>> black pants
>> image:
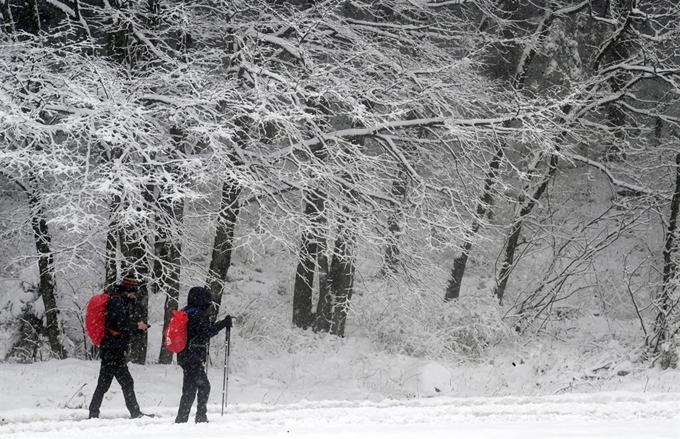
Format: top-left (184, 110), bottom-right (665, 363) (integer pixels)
top-left (175, 362), bottom-right (210, 423)
top-left (89, 349), bottom-right (141, 418)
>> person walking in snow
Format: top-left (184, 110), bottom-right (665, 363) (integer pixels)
top-left (89, 276), bottom-right (150, 419)
top-left (175, 286), bottom-right (232, 423)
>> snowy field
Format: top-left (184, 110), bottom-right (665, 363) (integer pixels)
top-left (1, 390), bottom-right (678, 439)
top-left (1, 353), bottom-right (678, 439)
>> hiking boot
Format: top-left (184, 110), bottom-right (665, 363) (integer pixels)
top-left (131, 412), bottom-right (154, 419)
top-left (195, 415), bottom-right (209, 423)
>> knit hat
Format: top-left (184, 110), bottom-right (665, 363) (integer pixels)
top-left (119, 275), bottom-right (138, 293)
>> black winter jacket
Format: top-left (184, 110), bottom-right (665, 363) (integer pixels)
top-left (177, 287), bottom-right (229, 366)
top-left (100, 291), bottom-right (139, 352)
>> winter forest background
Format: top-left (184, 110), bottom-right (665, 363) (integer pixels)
top-left (1, 0), bottom-right (680, 404)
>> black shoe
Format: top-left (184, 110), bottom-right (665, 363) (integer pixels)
top-left (195, 416), bottom-right (209, 423)
top-left (88, 413), bottom-right (99, 419)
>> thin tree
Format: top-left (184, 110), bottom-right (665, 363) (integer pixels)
top-left (653, 153), bottom-right (680, 350)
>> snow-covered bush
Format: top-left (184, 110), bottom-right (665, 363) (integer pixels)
top-left (359, 283), bottom-right (514, 360)
top-left (228, 293), bottom-right (318, 359)
top-left (659, 337), bottom-right (679, 370)
top-left (0, 278), bottom-right (48, 362)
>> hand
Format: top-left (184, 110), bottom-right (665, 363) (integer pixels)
top-left (222, 315), bottom-right (233, 329)
top-left (137, 321), bottom-right (149, 330)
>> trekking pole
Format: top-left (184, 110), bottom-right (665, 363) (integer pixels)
top-left (221, 326), bottom-right (231, 416)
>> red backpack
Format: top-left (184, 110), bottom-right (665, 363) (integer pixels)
top-left (164, 308), bottom-right (197, 353)
top-left (85, 293), bottom-right (120, 346)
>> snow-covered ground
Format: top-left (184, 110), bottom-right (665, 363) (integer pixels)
top-left (1, 388), bottom-right (678, 438)
top-left (1, 340), bottom-right (679, 439)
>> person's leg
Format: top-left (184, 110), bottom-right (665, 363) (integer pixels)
top-left (194, 365), bottom-right (211, 423)
top-left (175, 364), bottom-right (199, 423)
top-left (113, 362), bottom-right (142, 418)
top-left (89, 360), bottom-right (115, 418)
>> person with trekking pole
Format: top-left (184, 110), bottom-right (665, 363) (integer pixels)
top-left (174, 286), bottom-right (232, 424)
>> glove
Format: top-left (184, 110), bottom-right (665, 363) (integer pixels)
top-left (222, 315), bottom-right (233, 329)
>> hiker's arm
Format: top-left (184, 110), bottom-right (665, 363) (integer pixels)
top-left (208, 315), bottom-right (232, 337)
top-left (190, 312), bottom-right (231, 344)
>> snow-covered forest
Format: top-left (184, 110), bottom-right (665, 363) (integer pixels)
top-left (1, 0), bottom-right (680, 431)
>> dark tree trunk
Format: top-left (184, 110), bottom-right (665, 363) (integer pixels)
top-left (653, 153), bottom-right (680, 350)
top-left (120, 183), bottom-right (154, 364)
top-left (293, 232), bottom-right (316, 328)
top-left (311, 150), bottom-right (357, 335)
top-left (494, 153), bottom-right (559, 304)
top-left (105, 228), bottom-right (118, 287)
top-left (313, 237), bottom-right (331, 333)
top-left (207, 179), bottom-right (241, 322)
top-left (329, 229), bottom-right (356, 337)
top-left (105, 194), bottom-right (121, 288)
top-left (445, 144), bottom-right (502, 300)
top-left (329, 169), bottom-right (359, 337)
top-left (157, 131), bottom-right (187, 364)
top-left (654, 117), bottom-right (663, 146)
top-left (119, 227), bottom-right (150, 364)
top-left (383, 166), bottom-right (407, 274)
top-left (0, 0), bottom-right (15, 34)
top-left (106, 2), bottom-right (135, 67)
top-left (603, 71), bottom-right (628, 161)
top-left (128, 274), bottom-right (149, 364)
top-left (26, 181), bottom-right (65, 359)
top-left (293, 139), bottom-right (329, 330)
top-left (156, 197), bottom-right (184, 364)
top-left (293, 189), bottom-right (326, 329)
top-left (594, 1), bottom-right (633, 162)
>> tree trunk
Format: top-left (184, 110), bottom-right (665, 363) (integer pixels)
top-left (293, 231), bottom-right (316, 328)
top-left (129, 272), bottom-right (149, 364)
top-left (293, 189), bottom-right (326, 329)
top-left (329, 169), bottom-right (359, 337)
top-left (119, 182), bottom-right (154, 364)
top-left (293, 139), bottom-right (329, 330)
top-left (494, 153), bottom-right (559, 304)
top-left (0, 0), bottom-right (15, 34)
top-left (105, 194), bottom-right (121, 288)
top-left (106, 1), bottom-right (135, 67)
top-left (157, 131), bottom-right (186, 364)
top-left (329, 229), bottom-right (356, 337)
top-left (119, 226), bottom-right (150, 364)
top-left (156, 197), bottom-right (184, 364)
top-left (383, 166), bottom-right (407, 274)
top-left (313, 238), bottom-right (331, 333)
top-left (445, 143), bottom-right (502, 300)
top-left (652, 152), bottom-right (680, 350)
top-left (595, 1), bottom-right (633, 162)
top-left (207, 178), bottom-right (241, 322)
top-left (26, 181), bottom-right (65, 359)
